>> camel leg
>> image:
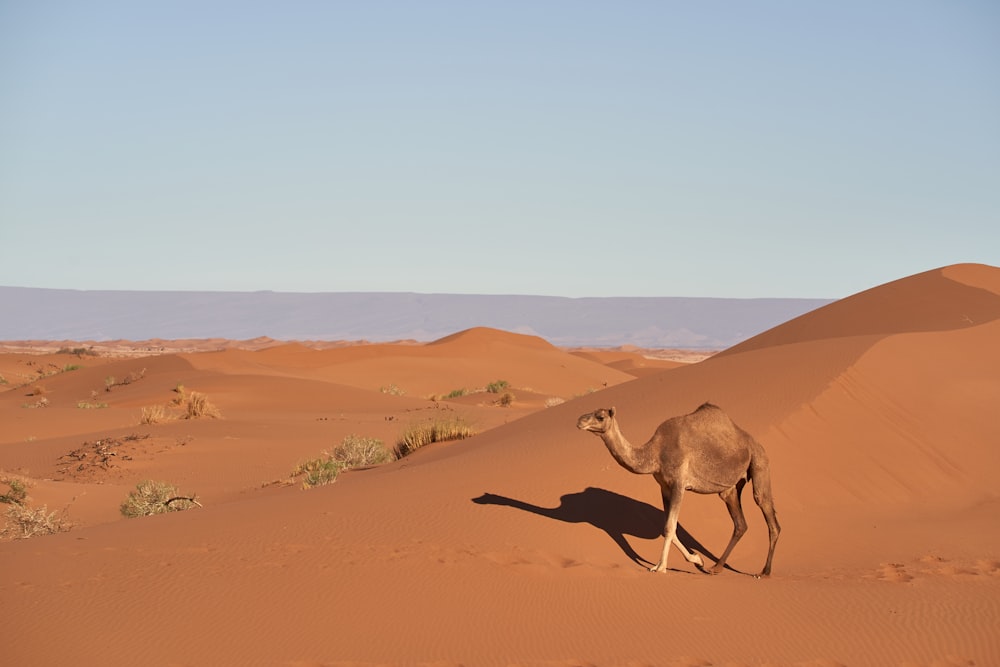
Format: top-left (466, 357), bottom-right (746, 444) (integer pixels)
top-left (711, 480), bottom-right (748, 574)
top-left (653, 485), bottom-right (703, 572)
top-left (751, 469), bottom-right (781, 577)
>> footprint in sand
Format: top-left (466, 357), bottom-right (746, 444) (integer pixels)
top-left (873, 562), bottom-right (914, 583)
top-left (872, 555), bottom-right (1000, 582)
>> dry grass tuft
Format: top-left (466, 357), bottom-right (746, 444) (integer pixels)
top-left (396, 416), bottom-right (476, 458)
top-left (495, 391), bottom-right (516, 407)
top-left (140, 404), bottom-right (170, 424)
top-left (184, 392), bottom-right (221, 419)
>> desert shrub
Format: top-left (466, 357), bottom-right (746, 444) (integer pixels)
top-left (58, 347), bottom-right (98, 357)
top-left (120, 480), bottom-right (199, 518)
top-left (105, 368), bottom-right (146, 392)
top-left (396, 416), bottom-right (476, 458)
top-left (0, 374), bottom-right (7, 385)
top-left (445, 388), bottom-right (468, 399)
top-left (292, 454), bottom-right (343, 489)
top-left (22, 397), bottom-right (49, 409)
top-left (496, 391), bottom-right (515, 407)
top-left (1, 503), bottom-right (73, 540)
top-left (29, 384), bottom-right (46, 396)
top-left (120, 368), bottom-right (146, 386)
top-left (379, 383), bottom-right (405, 396)
top-left (486, 380), bottom-right (509, 394)
top-left (171, 383), bottom-right (187, 405)
top-left (78, 390), bottom-right (108, 409)
top-left (0, 475), bottom-right (28, 505)
top-left (63, 364), bottom-right (82, 372)
top-left (140, 404), bottom-right (169, 424)
top-left (183, 392), bottom-right (221, 419)
top-left (332, 434), bottom-right (395, 468)
top-left (544, 397), bottom-right (566, 408)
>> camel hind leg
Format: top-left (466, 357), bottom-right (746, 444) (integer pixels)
top-left (750, 453), bottom-right (781, 577)
top-left (710, 478), bottom-right (748, 574)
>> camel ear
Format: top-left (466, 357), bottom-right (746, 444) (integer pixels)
top-left (608, 406), bottom-right (616, 417)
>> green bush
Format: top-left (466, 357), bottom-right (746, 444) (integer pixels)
top-left (0, 476), bottom-right (28, 505)
top-left (292, 455), bottom-right (343, 489)
top-left (486, 380), bottom-right (509, 394)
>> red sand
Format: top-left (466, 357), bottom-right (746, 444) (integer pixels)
top-left (2, 263), bottom-right (999, 666)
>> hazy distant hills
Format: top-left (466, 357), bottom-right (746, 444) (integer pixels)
top-left (1, 287), bottom-right (833, 349)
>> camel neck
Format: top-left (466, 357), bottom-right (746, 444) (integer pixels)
top-left (600, 422), bottom-right (657, 475)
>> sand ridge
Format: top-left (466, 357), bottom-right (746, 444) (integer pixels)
top-left (1, 263), bottom-right (998, 666)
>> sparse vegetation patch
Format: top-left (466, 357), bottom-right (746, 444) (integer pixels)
top-left (120, 480), bottom-right (200, 518)
top-left (105, 368), bottom-right (147, 392)
top-left (486, 380), bottom-right (510, 394)
top-left (0, 474), bottom-right (28, 506)
top-left (78, 391), bottom-right (108, 409)
top-left (396, 416), bottom-right (476, 457)
top-left (0, 475), bottom-right (73, 540)
top-left (183, 391), bottom-right (221, 419)
top-left (291, 454), bottom-right (343, 489)
top-left (140, 404), bottom-right (170, 424)
top-left (333, 434), bottom-right (395, 468)
top-left (495, 391), bottom-right (515, 407)
top-left (1, 503), bottom-right (73, 540)
top-left (59, 434), bottom-right (148, 474)
top-left (57, 347), bottom-right (98, 357)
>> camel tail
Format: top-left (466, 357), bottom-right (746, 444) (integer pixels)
top-left (748, 439), bottom-right (781, 576)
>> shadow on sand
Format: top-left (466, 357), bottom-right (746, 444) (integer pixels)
top-left (472, 486), bottom-right (723, 572)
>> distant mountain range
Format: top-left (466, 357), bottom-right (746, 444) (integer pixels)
top-left (0, 286), bottom-right (833, 349)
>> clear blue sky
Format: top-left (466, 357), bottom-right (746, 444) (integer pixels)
top-left (1, 1), bottom-right (997, 298)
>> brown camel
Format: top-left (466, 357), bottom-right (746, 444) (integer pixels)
top-left (576, 403), bottom-right (780, 576)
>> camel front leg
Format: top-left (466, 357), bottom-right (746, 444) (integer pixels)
top-left (653, 485), bottom-right (704, 572)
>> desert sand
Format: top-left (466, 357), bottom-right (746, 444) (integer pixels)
top-left (1, 263), bottom-right (998, 666)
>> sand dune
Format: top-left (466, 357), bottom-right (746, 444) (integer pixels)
top-left (1, 264), bottom-right (998, 666)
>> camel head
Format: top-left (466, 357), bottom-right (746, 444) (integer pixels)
top-left (576, 407), bottom-right (616, 434)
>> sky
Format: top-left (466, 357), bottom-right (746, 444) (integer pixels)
top-left (1, 1), bottom-right (997, 299)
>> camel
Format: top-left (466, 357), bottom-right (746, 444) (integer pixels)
top-left (576, 403), bottom-right (780, 576)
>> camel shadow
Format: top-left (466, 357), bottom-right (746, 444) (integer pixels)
top-left (472, 487), bottom-right (723, 572)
